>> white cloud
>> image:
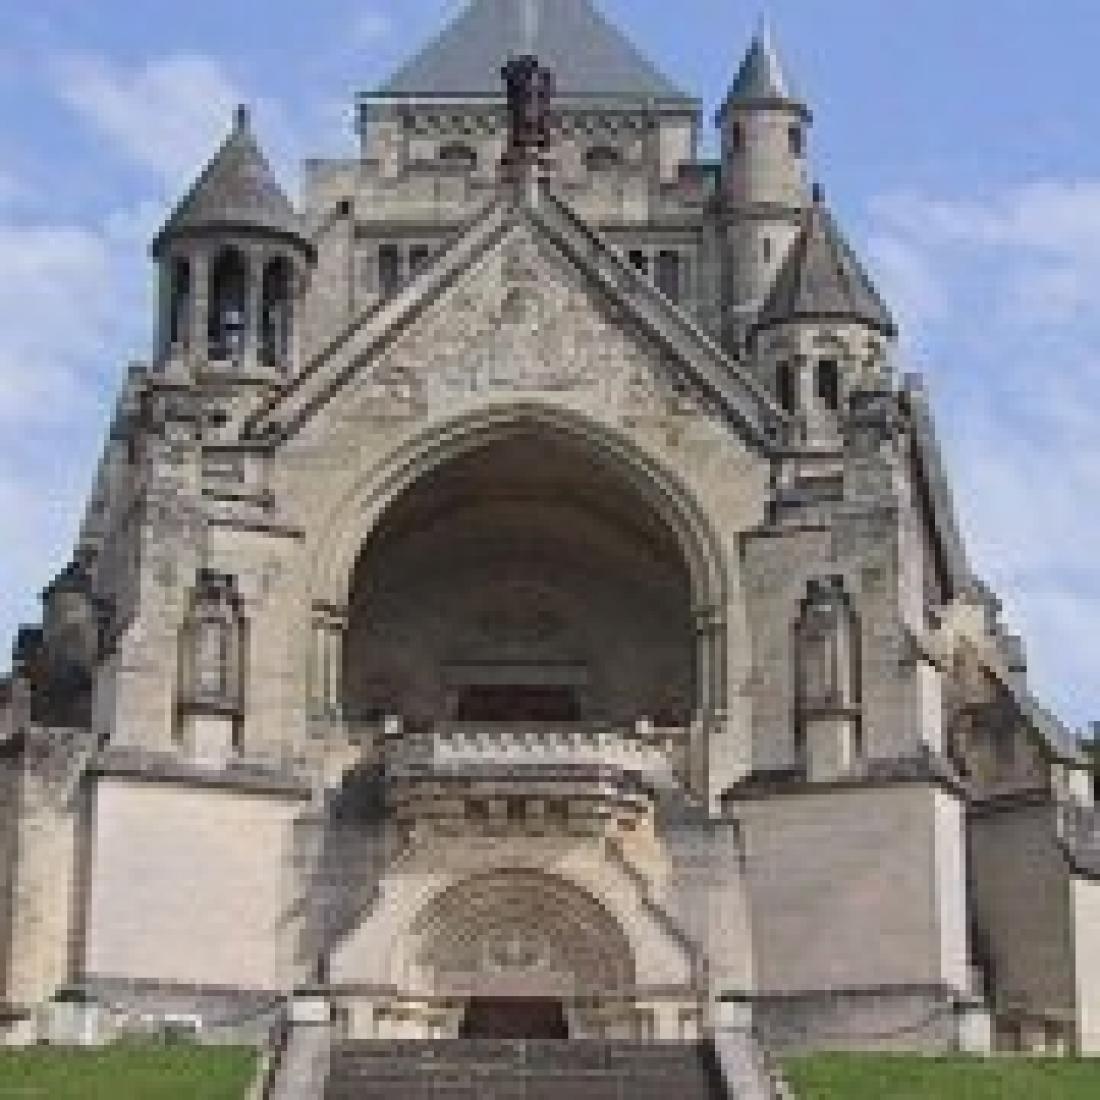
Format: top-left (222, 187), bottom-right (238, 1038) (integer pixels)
top-left (866, 179), bottom-right (1100, 728)
top-left (50, 50), bottom-right (303, 201)
top-left (51, 52), bottom-right (244, 191)
top-left (0, 199), bottom-right (157, 658)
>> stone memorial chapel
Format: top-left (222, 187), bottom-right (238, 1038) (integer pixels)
top-left (3, 0), bottom-right (1100, 1092)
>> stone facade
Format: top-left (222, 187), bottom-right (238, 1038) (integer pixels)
top-left (1, 0), bottom-right (1097, 1067)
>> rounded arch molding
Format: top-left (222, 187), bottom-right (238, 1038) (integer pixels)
top-left (309, 401), bottom-right (729, 613)
top-left (304, 402), bottom-right (733, 749)
top-left (404, 868), bottom-right (637, 998)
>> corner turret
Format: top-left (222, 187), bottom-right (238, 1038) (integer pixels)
top-left (717, 23), bottom-right (812, 345)
top-left (152, 105), bottom-right (313, 381)
top-left (751, 186), bottom-right (896, 444)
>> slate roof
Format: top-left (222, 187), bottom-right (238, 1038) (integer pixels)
top-left (756, 196), bottom-right (895, 335)
top-left (718, 22), bottom-right (806, 118)
top-left (727, 24), bottom-right (796, 103)
top-left (154, 106), bottom-right (308, 256)
top-left (374, 0), bottom-right (691, 101)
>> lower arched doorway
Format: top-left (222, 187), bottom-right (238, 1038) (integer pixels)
top-left (410, 870), bottom-right (636, 1039)
top-left (460, 997), bottom-right (569, 1040)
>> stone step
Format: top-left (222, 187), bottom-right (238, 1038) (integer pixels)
top-left (324, 1040), bottom-right (729, 1099)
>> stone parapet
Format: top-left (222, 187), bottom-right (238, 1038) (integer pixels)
top-left (387, 722), bottom-right (678, 786)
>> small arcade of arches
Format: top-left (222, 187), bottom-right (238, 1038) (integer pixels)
top-left (159, 244), bottom-right (300, 373)
top-left (341, 427), bottom-right (698, 735)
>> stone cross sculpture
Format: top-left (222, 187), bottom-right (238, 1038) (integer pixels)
top-left (501, 53), bottom-right (556, 165)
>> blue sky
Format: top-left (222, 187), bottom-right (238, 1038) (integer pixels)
top-left (1, 0), bottom-right (1098, 730)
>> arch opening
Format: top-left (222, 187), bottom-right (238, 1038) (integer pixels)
top-left (261, 255), bottom-right (293, 369)
top-left (208, 247), bottom-right (248, 361)
top-left (410, 870), bottom-right (636, 1010)
top-left (342, 427), bottom-right (698, 732)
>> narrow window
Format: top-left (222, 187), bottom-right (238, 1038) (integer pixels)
top-left (762, 237), bottom-right (772, 264)
top-left (731, 121), bottom-right (744, 152)
top-left (776, 360), bottom-right (796, 413)
top-left (260, 256), bottom-right (293, 369)
top-left (378, 244), bottom-right (401, 297)
top-left (181, 571), bottom-right (244, 718)
top-left (817, 358), bottom-right (840, 411)
top-left (789, 125), bottom-right (804, 158)
top-left (628, 249), bottom-right (650, 275)
top-left (409, 244), bottom-right (431, 277)
top-left (168, 258), bottom-right (192, 349)
top-left (655, 250), bottom-right (682, 302)
top-left (208, 248), bottom-right (248, 361)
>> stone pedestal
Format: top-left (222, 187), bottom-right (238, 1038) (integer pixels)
top-left (712, 998), bottom-right (779, 1100)
top-left (956, 997), bottom-right (993, 1055)
top-left (45, 990), bottom-right (112, 1047)
top-left (267, 992), bottom-right (334, 1100)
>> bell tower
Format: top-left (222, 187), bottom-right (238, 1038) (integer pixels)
top-left (152, 105), bottom-right (314, 389)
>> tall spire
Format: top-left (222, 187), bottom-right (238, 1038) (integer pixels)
top-left (720, 18), bottom-right (807, 116)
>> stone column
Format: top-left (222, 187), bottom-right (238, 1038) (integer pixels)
top-left (191, 250), bottom-right (211, 368)
top-left (693, 604), bottom-right (727, 798)
top-left (245, 246), bottom-right (264, 376)
top-left (309, 605), bottom-right (347, 727)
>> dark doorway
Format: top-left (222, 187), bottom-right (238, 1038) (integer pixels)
top-left (460, 998), bottom-right (569, 1040)
top-left (456, 685), bottom-right (580, 723)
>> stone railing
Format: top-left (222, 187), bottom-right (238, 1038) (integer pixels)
top-left (383, 721), bottom-right (680, 790)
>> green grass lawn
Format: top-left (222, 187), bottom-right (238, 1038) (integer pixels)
top-left (0, 1047), bottom-right (257, 1100)
top-left (784, 1054), bottom-right (1100, 1099)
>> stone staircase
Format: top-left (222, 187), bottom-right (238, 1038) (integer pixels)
top-left (323, 1039), bottom-right (730, 1098)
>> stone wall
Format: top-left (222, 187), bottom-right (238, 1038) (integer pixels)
top-left (83, 776), bottom-right (308, 994)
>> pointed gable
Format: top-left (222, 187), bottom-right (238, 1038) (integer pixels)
top-left (246, 188), bottom-right (783, 448)
top-left (756, 197), bottom-right (895, 336)
top-left (153, 106), bottom-right (309, 257)
top-left (375, 0), bottom-right (690, 102)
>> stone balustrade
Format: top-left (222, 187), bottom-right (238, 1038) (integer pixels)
top-left (383, 721), bottom-right (679, 790)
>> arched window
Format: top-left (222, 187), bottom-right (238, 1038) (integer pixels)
top-left (788, 124), bottom-right (804, 158)
top-left (817, 358), bottom-right (840, 411)
top-left (261, 256), bottom-right (293, 369)
top-left (208, 247), bottom-right (248, 361)
top-left (795, 577), bottom-right (861, 776)
top-left (180, 571), bottom-right (244, 718)
top-left (730, 121), bottom-right (745, 152)
top-left (168, 257), bottom-right (191, 349)
top-left (439, 142), bottom-right (477, 170)
top-left (585, 145), bottom-right (622, 172)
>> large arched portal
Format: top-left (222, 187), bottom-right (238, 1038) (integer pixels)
top-left (342, 428), bottom-right (698, 732)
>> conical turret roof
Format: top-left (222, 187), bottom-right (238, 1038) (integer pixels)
top-left (756, 192), bottom-right (895, 336)
top-left (153, 106), bottom-right (309, 257)
top-left (375, 0), bottom-right (690, 101)
top-left (719, 22), bottom-right (807, 116)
